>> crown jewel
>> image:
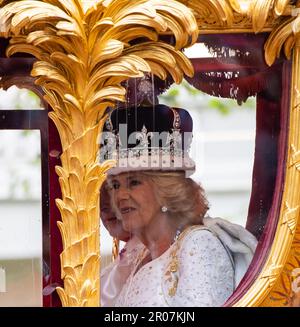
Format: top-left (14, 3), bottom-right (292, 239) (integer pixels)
top-left (100, 104), bottom-right (195, 176)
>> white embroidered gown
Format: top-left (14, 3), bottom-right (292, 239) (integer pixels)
top-left (115, 228), bottom-right (235, 307)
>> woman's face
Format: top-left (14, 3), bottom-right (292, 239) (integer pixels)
top-left (100, 184), bottom-right (130, 242)
top-left (109, 172), bottom-right (161, 233)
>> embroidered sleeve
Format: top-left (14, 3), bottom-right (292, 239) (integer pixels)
top-left (171, 229), bottom-right (234, 307)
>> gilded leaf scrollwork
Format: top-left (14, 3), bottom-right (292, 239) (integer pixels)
top-left (177, 0), bottom-right (292, 32)
top-left (0, 0), bottom-right (197, 306)
top-left (251, 0), bottom-right (291, 33)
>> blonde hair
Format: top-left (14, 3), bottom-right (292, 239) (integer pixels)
top-left (141, 171), bottom-right (209, 225)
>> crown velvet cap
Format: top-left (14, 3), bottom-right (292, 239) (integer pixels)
top-left (100, 104), bottom-right (196, 176)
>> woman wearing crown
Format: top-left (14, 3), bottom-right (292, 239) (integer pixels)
top-left (99, 80), bottom-right (257, 306)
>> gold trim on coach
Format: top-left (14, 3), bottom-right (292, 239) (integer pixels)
top-left (243, 41), bottom-right (300, 308)
top-left (177, 0), bottom-right (292, 33)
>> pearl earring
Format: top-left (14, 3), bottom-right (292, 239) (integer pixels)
top-left (161, 206), bottom-right (168, 213)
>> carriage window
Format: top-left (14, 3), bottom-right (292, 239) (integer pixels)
top-left (0, 130), bottom-right (42, 307)
top-left (159, 81), bottom-right (256, 227)
top-left (0, 86), bottom-right (43, 110)
top-left (157, 35), bottom-right (284, 244)
top-left (0, 85), bottom-right (46, 306)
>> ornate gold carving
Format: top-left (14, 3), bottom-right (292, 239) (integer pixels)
top-left (290, 144), bottom-right (300, 167)
top-left (260, 263), bottom-right (284, 289)
top-left (282, 202), bottom-right (299, 235)
top-left (176, 0), bottom-right (292, 33)
top-left (0, 0), bottom-right (197, 306)
top-left (251, 0), bottom-right (291, 32)
top-left (261, 214), bottom-right (300, 306)
top-left (184, 0), bottom-right (236, 28)
top-left (264, 17), bottom-right (297, 66)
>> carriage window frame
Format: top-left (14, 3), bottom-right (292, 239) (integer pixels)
top-left (0, 72), bottom-right (50, 306)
